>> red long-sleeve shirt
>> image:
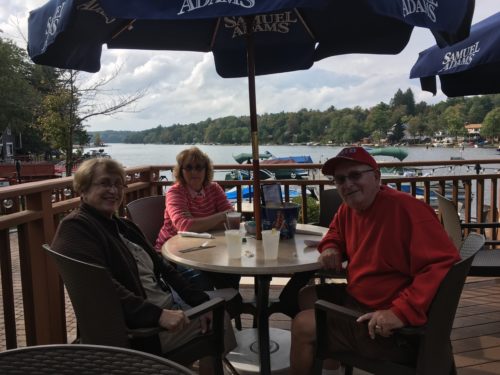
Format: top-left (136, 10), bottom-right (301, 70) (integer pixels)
top-left (318, 185), bottom-right (460, 326)
top-left (155, 182), bottom-right (233, 249)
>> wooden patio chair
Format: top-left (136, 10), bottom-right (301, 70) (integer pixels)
top-left (43, 244), bottom-right (226, 375)
top-left (318, 188), bottom-right (343, 228)
top-left (315, 188), bottom-right (346, 282)
top-left (435, 191), bottom-right (500, 276)
top-left (0, 344), bottom-right (195, 375)
top-left (313, 232), bottom-right (484, 375)
top-left (126, 195), bottom-right (247, 329)
top-left (126, 195), bottom-right (166, 245)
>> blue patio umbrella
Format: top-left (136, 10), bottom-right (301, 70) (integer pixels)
top-left (27, 0), bottom-right (475, 246)
top-left (410, 12), bottom-right (500, 97)
top-left (28, 0), bottom-right (475, 75)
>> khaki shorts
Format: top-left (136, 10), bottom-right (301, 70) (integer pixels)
top-left (315, 283), bottom-right (417, 365)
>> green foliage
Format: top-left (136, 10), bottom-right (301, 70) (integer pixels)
top-left (292, 196), bottom-right (319, 224)
top-left (92, 92), bottom-right (500, 146)
top-left (442, 104), bottom-right (466, 140)
top-left (0, 38), bottom-right (38, 133)
top-left (482, 107), bottom-right (500, 139)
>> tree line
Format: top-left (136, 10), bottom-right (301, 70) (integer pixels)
top-left (118, 90), bottom-right (500, 146)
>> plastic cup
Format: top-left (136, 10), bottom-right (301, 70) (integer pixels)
top-left (261, 229), bottom-right (280, 260)
top-left (226, 212), bottom-right (241, 230)
top-left (225, 230), bottom-right (242, 259)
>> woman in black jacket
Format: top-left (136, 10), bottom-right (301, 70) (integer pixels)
top-left (52, 158), bottom-right (235, 374)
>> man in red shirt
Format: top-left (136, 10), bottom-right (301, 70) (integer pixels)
top-left (290, 147), bottom-right (460, 375)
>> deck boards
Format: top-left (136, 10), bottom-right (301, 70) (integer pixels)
top-left (2, 242), bottom-right (500, 373)
top-left (452, 278), bottom-right (500, 373)
top-left (236, 278), bottom-right (500, 374)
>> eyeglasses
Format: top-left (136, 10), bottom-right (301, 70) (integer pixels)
top-left (182, 164), bottom-right (206, 172)
top-left (333, 169), bottom-right (374, 185)
top-left (92, 180), bottom-right (127, 190)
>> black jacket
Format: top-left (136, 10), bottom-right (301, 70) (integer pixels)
top-left (52, 203), bottom-right (209, 328)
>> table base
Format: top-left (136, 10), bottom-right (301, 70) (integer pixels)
top-left (226, 328), bottom-right (290, 375)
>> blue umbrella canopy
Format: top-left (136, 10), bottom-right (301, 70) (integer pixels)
top-left (28, 0), bottom-right (475, 75)
top-left (410, 12), bottom-right (500, 97)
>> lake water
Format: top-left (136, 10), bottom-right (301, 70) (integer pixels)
top-left (86, 143), bottom-right (500, 215)
top-left (89, 143), bottom-right (500, 168)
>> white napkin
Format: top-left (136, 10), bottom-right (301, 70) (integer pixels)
top-left (304, 240), bottom-right (321, 248)
top-left (178, 231), bottom-right (215, 239)
top-left (295, 228), bottom-right (324, 236)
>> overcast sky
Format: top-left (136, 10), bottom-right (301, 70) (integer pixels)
top-left (1, 1), bottom-right (499, 132)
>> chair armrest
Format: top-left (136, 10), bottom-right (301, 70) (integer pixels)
top-left (127, 298), bottom-right (225, 339)
top-left (128, 326), bottom-right (163, 338)
top-left (461, 222), bottom-right (500, 229)
top-left (395, 325), bottom-right (426, 336)
top-left (185, 297), bottom-right (225, 320)
top-left (315, 300), bottom-right (426, 336)
top-left (315, 300), bottom-right (363, 321)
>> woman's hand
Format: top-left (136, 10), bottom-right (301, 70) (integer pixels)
top-left (158, 309), bottom-right (190, 331)
top-left (318, 248), bottom-right (343, 272)
top-left (199, 311), bottom-right (213, 334)
top-left (357, 310), bottom-right (404, 339)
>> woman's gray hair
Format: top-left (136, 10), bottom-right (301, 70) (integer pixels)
top-left (73, 158), bottom-right (126, 194)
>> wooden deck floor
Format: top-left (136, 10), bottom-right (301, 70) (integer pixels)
top-left (237, 277), bottom-right (500, 375)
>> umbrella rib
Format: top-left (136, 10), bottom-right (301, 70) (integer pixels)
top-left (209, 18), bottom-right (222, 49)
top-left (111, 20), bottom-right (136, 40)
top-left (294, 9), bottom-right (316, 41)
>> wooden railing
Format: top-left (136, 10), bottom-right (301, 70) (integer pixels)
top-left (1, 159), bottom-right (500, 350)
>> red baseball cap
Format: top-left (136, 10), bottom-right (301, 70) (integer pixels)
top-left (322, 147), bottom-right (378, 175)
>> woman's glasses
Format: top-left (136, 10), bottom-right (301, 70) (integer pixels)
top-left (92, 180), bottom-right (127, 190)
top-left (333, 169), bottom-right (374, 185)
top-left (182, 164), bottom-right (206, 172)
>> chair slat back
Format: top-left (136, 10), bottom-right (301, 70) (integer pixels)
top-left (434, 191), bottom-right (463, 249)
top-left (43, 244), bottom-right (130, 347)
top-left (319, 188), bottom-right (343, 228)
top-left (126, 196), bottom-right (166, 245)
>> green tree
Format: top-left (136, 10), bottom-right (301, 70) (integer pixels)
top-left (482, 108), bottom-right (500, 139)
top-left (0, 38), bottom-right (38, 134)
top-left (442, 105), bottom-right (466, 141)
top-left (93, 133), bottom-right (103, 146)
top-left (36, 68), bottom-right (145, 175)
top-left (365, 103), bottom-right (391, 143)
top-left (390, 88), bottom-right (416, 115)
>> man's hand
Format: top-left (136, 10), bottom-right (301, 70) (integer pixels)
top-left (357, 310), bottom-right (404, 339)
top-left (158, 309), bottom-right (190, 331)
top-left (318, 248), bottom-right (343, 272)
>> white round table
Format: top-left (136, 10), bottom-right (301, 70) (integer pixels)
top-left (162, 223), bottom-right (327, 375)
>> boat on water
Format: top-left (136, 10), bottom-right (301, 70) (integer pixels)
top-left (368, 147), bottom-right (469, 206)
top-left (225, 151), bottom-right (312, 180)
top-left (367, 147), bottom-right (419, 176)
top-left (225, 185), bottom-right (302, 200)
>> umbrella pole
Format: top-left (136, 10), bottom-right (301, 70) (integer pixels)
top-left (245, 17), bottom-right (262, 241)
